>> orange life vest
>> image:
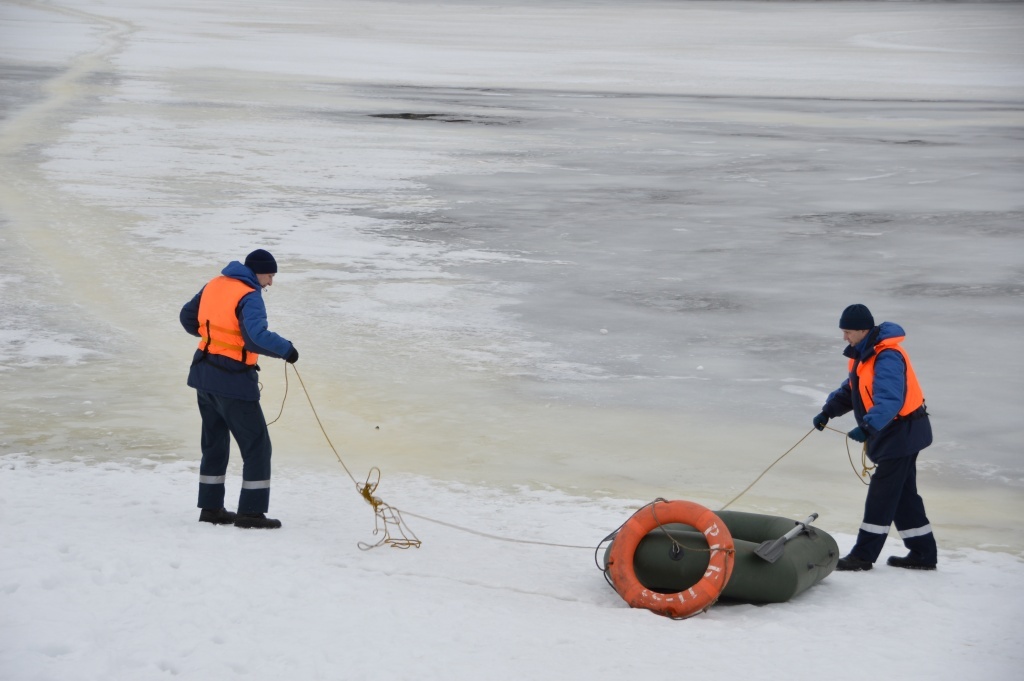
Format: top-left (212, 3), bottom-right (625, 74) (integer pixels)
top-left (848, 336), bottom-right (924, 418)
top-left (197, 276), bottom-right (258, 365)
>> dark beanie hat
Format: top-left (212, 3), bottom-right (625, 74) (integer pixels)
top-left (839, 304), bottom-right (874, 330)
top-left (244, 249), bottom-right (278, 274)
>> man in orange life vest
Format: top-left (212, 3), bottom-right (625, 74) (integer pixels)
top-left (179, 249), bottom-right (298, 529)
top-left (812, 304), bottom-right (938, 571)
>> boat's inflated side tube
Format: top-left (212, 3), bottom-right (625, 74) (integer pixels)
top-left (627, 510), bottom-right (839, 604)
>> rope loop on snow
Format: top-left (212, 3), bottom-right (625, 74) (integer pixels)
top-left (353, 467), bottom-right (421, 550)
top-left (269, 363), bottom-right (421, 550)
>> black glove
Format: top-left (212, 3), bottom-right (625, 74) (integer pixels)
top-left (812, 412), bottom-right (829, 431)
top-left (286, 346), bottom-right (299, 364)
top-left (847, 426), bottom-right (867, 443)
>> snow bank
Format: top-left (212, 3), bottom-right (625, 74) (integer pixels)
top-left (2, 454), bottom-right (1021, 680)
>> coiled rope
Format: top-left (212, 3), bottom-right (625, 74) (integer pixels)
top-left (268, 363), bottom-right (420, 549)
top-left (838, 426), bottom-right (877, 484)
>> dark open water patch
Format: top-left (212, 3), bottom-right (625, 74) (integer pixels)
top-left (895, 282), bottom-right (1024, 298)
top-left (784, 212), bottom-right (897, 238)
top-left (368, 112), bottom-right (518, 125)
top-left (607, 289), bottom-right (742, 313)
top-left (788, 212), bottom-right (896, 228)
top-left (785, 211), bottom-right (1024, 238)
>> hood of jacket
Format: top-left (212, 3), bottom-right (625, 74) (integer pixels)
top-left (843, 321), bottom-right (906, 362)
top-left (221, 260), bottom-right (260, 289)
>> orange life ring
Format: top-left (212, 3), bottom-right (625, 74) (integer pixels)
top-left (606, 499), bottom-right (735, 619)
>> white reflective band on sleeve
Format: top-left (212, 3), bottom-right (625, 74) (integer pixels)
top-left (860, 522), bottom-right (890, 535)
top-left (898, 524), bottom-right (933, 539)
top-left (241, 480), bottom-right (271, 490)
top-left (199, 475), bottom-right (226, 485)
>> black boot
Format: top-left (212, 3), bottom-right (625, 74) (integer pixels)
top-left (887, 553), bottom-right (937, 570)
top-left (836, 553), bottom-right (873, 571)
top-left (199, 508), bottom-right (237, 525)
top-left (234, 513), bottom-right (282, 529)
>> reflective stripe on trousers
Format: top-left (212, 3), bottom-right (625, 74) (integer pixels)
top-left (862, 522), bottom-right (934, 538)
top-left (200, 476), bottom-right (270, 490)
top-left (241, 479), bottom-right (270, 490)
top-left (898, 524), bottom-right (933, 539)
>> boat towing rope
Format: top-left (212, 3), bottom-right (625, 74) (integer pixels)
top-left (605, 499), bottom-right (735, 619)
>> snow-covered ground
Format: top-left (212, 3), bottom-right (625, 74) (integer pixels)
top-left (3, 453), bottom-right (1022, 680)
top-left (2, 1), bottom-right (1023, 678)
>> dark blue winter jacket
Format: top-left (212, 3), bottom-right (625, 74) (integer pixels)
top-left (180, 261), bottom-right (294, 401)
top-left (821, 321), bottom-right (932, 462)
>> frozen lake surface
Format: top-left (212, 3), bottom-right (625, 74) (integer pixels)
top-left (1, 1), bottom-right (1023, 551)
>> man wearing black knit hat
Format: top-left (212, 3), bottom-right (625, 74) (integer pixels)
top-left (812, 304), bottom-right (938, 571)
top-left (179, 249), bottom-right (299, 529)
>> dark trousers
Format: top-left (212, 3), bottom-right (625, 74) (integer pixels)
top-left (852, 453), bottom-right (937, 563)
top-left (196, 390), bottom-right (272, 515)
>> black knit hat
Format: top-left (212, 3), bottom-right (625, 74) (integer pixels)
top-left (839, 304), bottom-right (874, 330)
top-left (244, 249), bottom-right (278, 274)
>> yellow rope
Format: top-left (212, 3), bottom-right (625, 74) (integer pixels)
top-left (289, 364), bottom-right (359, 485)
top-left (264, 368), bottom-right (288, 426)
top-left (650, 497), bottom-right (736, 557)
top-left (269, 364), bottom-right (598, 550)
top-left (269, 363), bottom-right (872, 550)
top-left (272, 364), bottom-right (592, 549)
top-left (824, 425), bottom-right (875, 484)
top-left (400, 511), bottom-right (594, 550)
top-left (269, 363), bottom-right (421, 549)
top-left (719, 428), bottom-right (817, 511)
top-left (354, 467), bottom-right (422, 550)
top-left (861, 447), bottom-right (875, 481)
top-left (720, 424), bottom-right (873, 511)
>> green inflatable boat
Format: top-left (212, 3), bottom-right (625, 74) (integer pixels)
top-left (603, 508), bottom-right (839, 606)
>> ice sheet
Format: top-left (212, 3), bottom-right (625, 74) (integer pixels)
top-left (1, 0), bottom-right (1022, 555)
